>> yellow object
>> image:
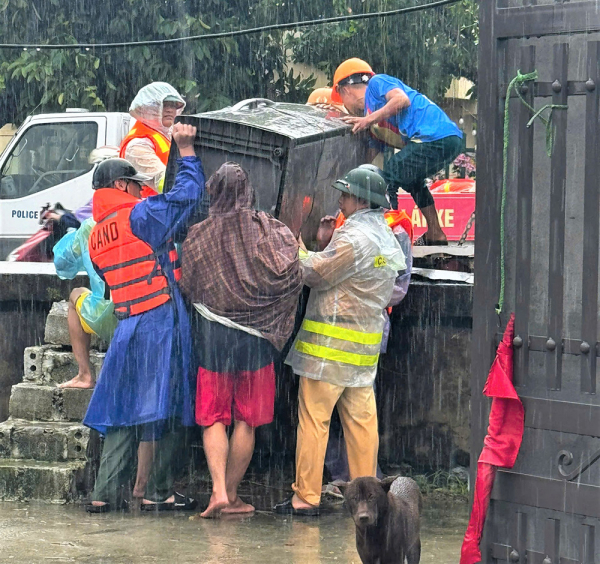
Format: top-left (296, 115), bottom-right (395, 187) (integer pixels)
top-left (75, 290), bottom-right (95, 335)
top-left (295, 341), bottom-right (379, 367)
top-left (301, 319), bottom-right (382, 346)
top-left (286, 208), bottom-right (404, 387)
top-left (292, 376), bottom-right (378, 506)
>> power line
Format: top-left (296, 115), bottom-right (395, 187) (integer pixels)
top-left (0, 0), bottom-right (462, 50)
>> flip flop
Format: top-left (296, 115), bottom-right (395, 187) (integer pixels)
top-left (414, 235), bottom-right (449, 247)
top-left (273, 496), bottom-right (320, 517)
top-left (141, 492), bottom-right (197, 512)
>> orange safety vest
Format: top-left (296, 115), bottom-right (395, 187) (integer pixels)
top-left (334, 210), bottom-right (413, 242)
top-left (119, 121), bottom-right (171, 166)
top-left (89, 190), bottom-right (181, 319)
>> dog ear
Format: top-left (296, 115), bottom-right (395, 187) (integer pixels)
top-left (379, 476), bottom-right (399, 493)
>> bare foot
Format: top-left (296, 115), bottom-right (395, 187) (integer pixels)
top-left (422, 230), bottom-right (447, 244)
top-left (221, 496), bottom-right (255, 514)
top-left (59, 375), bottom-right (94, 389)
top-left (91, 501), bottom-right (107, 507)
top-left (141, 494), bottom-right (175, 506)
top-left (292, 493), bottom-right (315, 511)
top-left (199, 492), bottom-right (229, 519)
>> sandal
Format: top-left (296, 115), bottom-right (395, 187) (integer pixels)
top-left (85, 502), bottom-right (111, 514)
top-left (273, 495), bottom-right (320, 517)
top-left (85, 500), bottom-right (128, 514)
top-left (141, 492), bottom-right (197, 512)
top-left (414, 235), bottom-right (448, 247)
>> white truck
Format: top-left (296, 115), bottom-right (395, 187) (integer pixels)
top-left (0, 110), bottom-right (132, 259)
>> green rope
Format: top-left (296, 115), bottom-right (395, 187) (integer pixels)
top-left (496, 70), bottom-right (567, 316)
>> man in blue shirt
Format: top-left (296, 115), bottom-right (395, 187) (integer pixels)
top-left (332, 58), bottom-right (463, 245)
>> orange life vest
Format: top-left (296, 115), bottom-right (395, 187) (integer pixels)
top-left (384, 210), bottom-right (413, 242)
top-left (119, 121), bottom-right (171, 166)
top-left (88, 189), bottom-right (181, 319)
top-left (334, 210), bottom-right (413, 242)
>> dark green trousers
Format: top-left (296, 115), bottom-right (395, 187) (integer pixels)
top-left (384, 135), bottom-right (463, 210)
top-left (91, 426), bottom-right (181, 506)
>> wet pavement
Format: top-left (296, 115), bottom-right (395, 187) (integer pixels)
top-left (0, 494), bottom-right (468, 563)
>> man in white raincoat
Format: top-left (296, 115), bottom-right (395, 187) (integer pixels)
top-left (274, 167), bottom-right (405, 516)
top-left (119, 82), bottom-right (186, 194)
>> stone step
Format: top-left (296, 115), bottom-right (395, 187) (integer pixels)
top-left (44, 301), bottom-right (107, 350)
top-left (9, 383), bottom-right (93, 422)
top-left (0, 458), bottom-right (90, 502)
top-left (24, 345), bottom-right (105, 386)
top-left (0, 419), bottom-right (90, 462)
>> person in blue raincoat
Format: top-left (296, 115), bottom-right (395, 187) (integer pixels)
top-left (84, 123), bottom-right (203, 513)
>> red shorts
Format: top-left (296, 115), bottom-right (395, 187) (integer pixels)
top-left (195, 363), bottom-right (276, 428)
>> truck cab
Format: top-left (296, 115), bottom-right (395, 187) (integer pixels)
top-left (0, 110), bottom-right (132, 259)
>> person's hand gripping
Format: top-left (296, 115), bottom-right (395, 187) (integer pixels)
top-left (173, 123), bottom-right (197, 157)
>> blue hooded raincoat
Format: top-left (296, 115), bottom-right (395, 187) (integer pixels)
top-left (83, 157), bottom-right (204, 436)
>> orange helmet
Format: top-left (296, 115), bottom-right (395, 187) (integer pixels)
top-left (307, 87), bottom-right (334, 105)
top-left (331, 58), bottom-right (374, 103)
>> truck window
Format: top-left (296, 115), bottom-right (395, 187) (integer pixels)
top-left (0, 121), bottom-right (98, 200)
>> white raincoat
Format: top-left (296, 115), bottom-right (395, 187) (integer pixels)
top-left (124, 82), bottom-right (185, 191)
top-left (286, 208), bottom-right (405, 387)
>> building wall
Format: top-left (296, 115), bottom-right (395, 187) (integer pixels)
top-left (0, 123), bottom-right (16, 154)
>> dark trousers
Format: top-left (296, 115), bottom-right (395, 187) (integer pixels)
top-left (92, 425), bottom-right (181, 505)
top-left (384, 135), bottom-right (463, 210)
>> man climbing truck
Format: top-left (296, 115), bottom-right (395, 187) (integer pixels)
top-left (332, 58), bottom-right (463, 246)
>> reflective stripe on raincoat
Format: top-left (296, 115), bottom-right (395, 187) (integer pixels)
top-left (286, 208), bottom-right (405, 387)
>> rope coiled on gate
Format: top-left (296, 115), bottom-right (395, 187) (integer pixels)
top-left (496, 70), bottom-right (568, 317)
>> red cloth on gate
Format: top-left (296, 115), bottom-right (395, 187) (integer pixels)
top-left (460, 314), bottom-right (524, 564)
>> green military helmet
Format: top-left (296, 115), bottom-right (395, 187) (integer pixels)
top-left (332, 166), bottom-right (389, 208)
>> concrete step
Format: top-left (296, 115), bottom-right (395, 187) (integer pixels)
top-left (0, 458), bottom-right (90, 502)
top-left (24, 345), bottom-right (105, 386)
top-left (44, 301), bottom-right (107, 350)
top-left (9, 383), bottom-right (93, 422)
top-left (0, 419), bottom-right (90, 462)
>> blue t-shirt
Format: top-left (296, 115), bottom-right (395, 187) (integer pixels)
top-left (365, 74), bottom-right (462, 144)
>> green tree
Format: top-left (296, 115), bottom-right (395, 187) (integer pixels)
top-left (282, 0), bottom-right (478, 102)
top-left (0, 0), bottom-right (316, 124)
top-left (0, 0), bottom-right (477, 125)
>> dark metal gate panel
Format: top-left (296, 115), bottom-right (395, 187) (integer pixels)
top-left (474, 2), bottom-right (600, 562)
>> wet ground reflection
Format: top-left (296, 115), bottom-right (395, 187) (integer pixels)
top-left (0, 493), bottom-right (468, 563)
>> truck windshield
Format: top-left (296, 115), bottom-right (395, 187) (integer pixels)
top-left (0, 121), bottom-right (98, 200)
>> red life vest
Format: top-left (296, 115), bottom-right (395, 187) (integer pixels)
top-left (119, 121), bottom-right (171, 166)
top-left (334, 210), bottom-right (413, 242)
top-left (88, 189), bottom-right (181, 319)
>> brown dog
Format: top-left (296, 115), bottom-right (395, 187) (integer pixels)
top-left (338, 476), bottom-right (422, 564)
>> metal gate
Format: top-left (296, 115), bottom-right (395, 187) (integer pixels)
top-left (474, 2), bottom-right (600, 562)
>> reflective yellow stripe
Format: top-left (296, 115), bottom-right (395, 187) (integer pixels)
top-left (152, 132), bottom-right (170, 153)
top-left (302, 319), bottom-right (382, 345)
top-left (295, 341), bottom-right (379, 367)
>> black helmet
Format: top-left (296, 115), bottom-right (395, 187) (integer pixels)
top-left (92, 158), bottom-right (151, 190)
top-left (332, 167), bottom-right (389, 208)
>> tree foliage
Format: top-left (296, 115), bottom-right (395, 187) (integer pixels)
top-left (282, 0), bottom-right (478, 101)
top-left (0, 0), bottom-right (477, 125)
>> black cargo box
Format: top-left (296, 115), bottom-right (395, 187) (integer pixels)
top-left (164, 98), bottom-right (369, 244)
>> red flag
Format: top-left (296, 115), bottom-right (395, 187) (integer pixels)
top-left (460, 314), bottom-right (524, 564)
